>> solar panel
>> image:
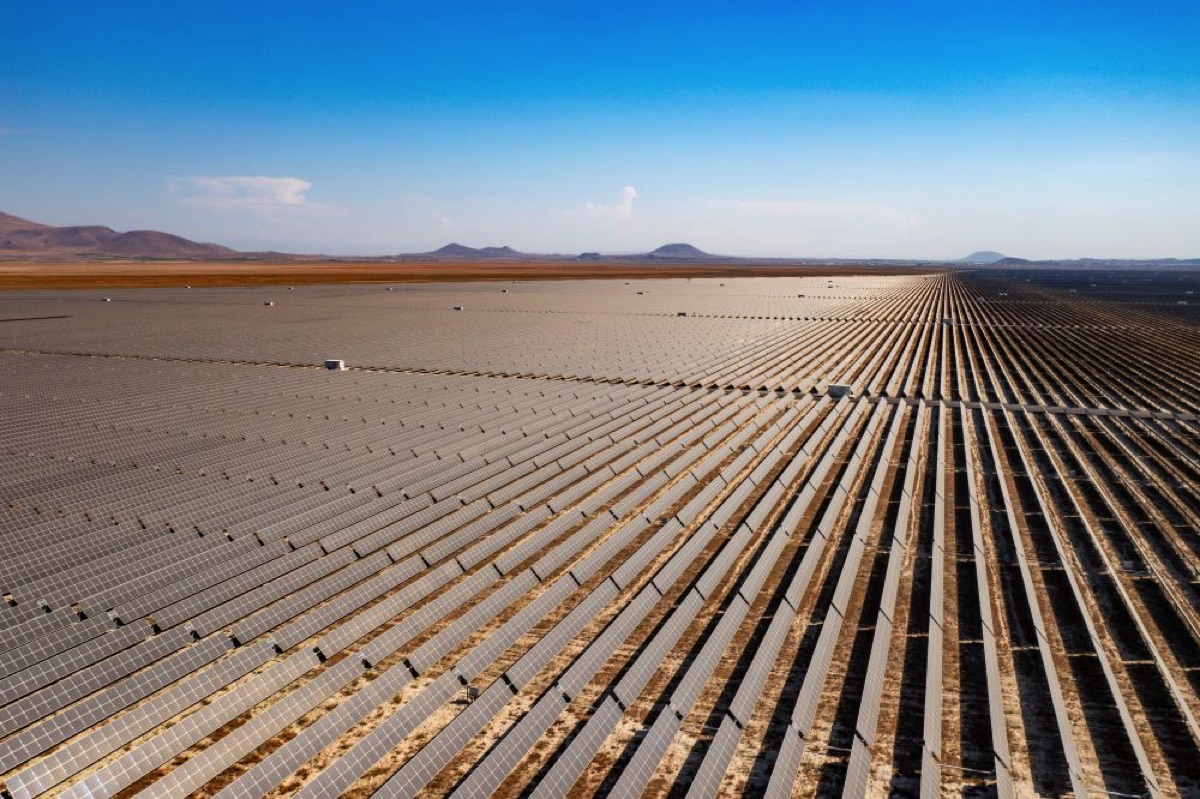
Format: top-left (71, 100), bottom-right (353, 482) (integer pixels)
top-left (614, 590), bottom-right (703, 707)
top-left (559, 587), bottom-right (658, 697)
top-left (688, 715), bottom-right (740, 799)
top-left (449, 687), bottom-right (568, 797)
top-left (2, 276), bottom-right (1195, 797)
top-left (0, 626), bottom-right (191, 739)
top-left (609, 710), bottom-right (681, 796)
top-left (506, 581), bottom-right (616, 687)
top-left (137, 657), bottom-right (365, 799)
top-left (0, 635), bottom-right (230, 782)
top-left (14, 642), bottom-right (272, 798)
top-left (408, 571), bottom-right (530, 674)
top-left (293, 672), bottom-right (461, 799)
top-left (762, 726), bottom-right (804, 799)
top-left (527, 695), bottom-right (623, 799)
top-left (374, 680), bottom-right (513, 798)
top-left (60, 648), bottom-right (321, 799)
top-left (215, 658), bottom-right (413, 798)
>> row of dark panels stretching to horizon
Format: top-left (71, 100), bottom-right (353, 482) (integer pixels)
top-left (0, 271), bottom-right (1198, 798)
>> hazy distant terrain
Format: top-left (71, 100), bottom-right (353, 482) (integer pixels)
top-left (0, 211), bottom-right (237, 259)
top-left (956, 250), bottom-right (1008, 263)
top-left (4, 211), bottom-right (1196, 267)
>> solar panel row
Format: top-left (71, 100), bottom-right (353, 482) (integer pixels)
top-left (2, 274), bottom-right (1196, 797)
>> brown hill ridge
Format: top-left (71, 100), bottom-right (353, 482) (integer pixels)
top-left (432, 243), bottom-right (527, 259)
top-left (0, 212), bottom-right (236, 258)
top-left (0, 211), bottom-right (51, 235)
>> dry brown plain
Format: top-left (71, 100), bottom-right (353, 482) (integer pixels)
top-left (0, 259), bottom-right (931, 290)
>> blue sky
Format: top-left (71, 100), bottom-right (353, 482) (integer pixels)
top-left (3, 1), bottom-right (1198, 258)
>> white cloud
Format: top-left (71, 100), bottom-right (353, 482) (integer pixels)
top-left (573, 185), bottom-right (637, 218)
top-left (172, 176), bottom-right (314, 213)
top-left (431, 210), bottom-right (457, 231)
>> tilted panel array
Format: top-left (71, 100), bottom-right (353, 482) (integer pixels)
top-left (1, 272), bottom-right (1198, 798)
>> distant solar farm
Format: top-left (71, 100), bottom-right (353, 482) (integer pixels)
top-left (1, 271), bottom-right (1198, 798)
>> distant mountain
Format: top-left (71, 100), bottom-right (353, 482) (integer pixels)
top-left (596, 243), bottom-right (724, 262)
top-left (3, 225), bottom-right (119, 250)
top-left (958, 251), bottom-right (1008, 264)
top-left (99, 231), bottom-right (236, 258)
top-left (647, 243), bottom-right (715, 259)
top-left (0, 211), bottom-right (237, 258)
top-left (990, 255), bottom-right (1200, 268)
top-left (0, 211), bottom-right (50, 235)
top-left (4, 212), bottom-right (1194, 266)
top-left (407, 241), bottom-right (726, 262)
top-left (430, 243), bottom-right (527, 259)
